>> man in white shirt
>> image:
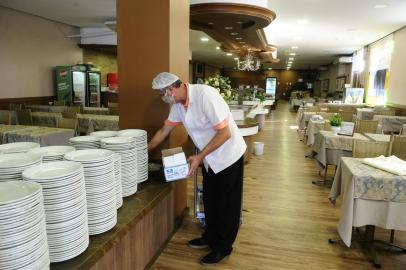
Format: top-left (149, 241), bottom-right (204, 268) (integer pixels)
top-left (148, 72), bottom-right (246, 266)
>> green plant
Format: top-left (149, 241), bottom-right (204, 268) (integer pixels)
top-left (257, 92), bottom-right (265, 102)
top-left (329, 114), bottom-right (343, 127)
top-left (204, 75), bottom-right (231, 92)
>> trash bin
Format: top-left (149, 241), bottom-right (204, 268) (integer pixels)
top-left (253, 141), bottom-right (264, 156)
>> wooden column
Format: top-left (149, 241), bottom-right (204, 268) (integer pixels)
top-left (117, 0), bottom-right (189, 219)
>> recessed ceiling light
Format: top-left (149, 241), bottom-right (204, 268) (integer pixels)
top-left (226, 53), bottom-right (232, 56)
top-left (237, 21), bottom-right (243, 24)
top-left (239, 41), bottom-right (246, 44)
top-left (297, 19), bottom-right (308, 25)
top-left (374, 4), bottom-right (388, 9)
top-left (233, 57), bottom-right (239, 60)
top-left (230, 32), bottom-right (239, 35)
top-left (242, 45), bottom-right (248, 48)
top-left (225, 26), bottom-right (233, 30)
top-left (216, 46), bottom-right (220, 50)
top-left (268, 68), bottom-right (272, 70)
top-left (201, 37), bottom-right (209, 42)
top-left (208, 22), bottom-right (214, 25)
top-left (291, 46), bottom-right (299, 50)
top-left (289, 58), bottom-right (294, 60)
top-left (289, 53), bottom-right (296, 56)
top-left (235, 37), bottom-right (243, 40)
top-left (288, 61), bottom-right (293, 64)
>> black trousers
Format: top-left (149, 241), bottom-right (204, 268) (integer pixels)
top-left (202, 155), bottom-right (244, 253)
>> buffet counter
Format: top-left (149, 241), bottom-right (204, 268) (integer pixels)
top-left (50, 177), bottom-right (176, 270)
top-left (236, 118), bottom-right (259, 163)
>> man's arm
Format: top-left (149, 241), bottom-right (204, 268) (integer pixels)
top-left (148, 124), bottom-right (176, 151)
top-left (187, 125), bottom-right (231, 176)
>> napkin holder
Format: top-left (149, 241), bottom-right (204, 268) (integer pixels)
top-left (162, 147), bottom-right (189, 182)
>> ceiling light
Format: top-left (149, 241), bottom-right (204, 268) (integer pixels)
top-left (236, 51), bottom-right (260, 71)
top-left (289, 58), bottom-right (294, 60)
top-left (233, 57), bottom-right (239, 60)
top-left (288, 61), bottom-right (293, 64)
top-left (235, 37), bottom-right (243, 40)
top-left (201, 37), bottom-right (209, 42)
top-left (226, 53), bottom-right (232, 56)
top-left (239, 41), bottom-right (246, 44)
top-left (374, 4), bottom-right (388, 9)
top-left (289, 53), bottom-right (296, 56)
top-left (208, 22), bottom-right (214, 25)
top-left (216, 46), bottom-right (220, 50)
top-left (225, 26), bottom-right (233, 30)
top-left (297, 19), bottom-right (308, 25)
top-left (268, 68), bottom-right (272, 70)
top-left (237, 21), bottom-right (243, 24)
top-left (230, 32), bottom-right (239, 35)
top-left (291, 46), bottom-right (299, 50)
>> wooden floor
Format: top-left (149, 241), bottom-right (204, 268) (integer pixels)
top-left (151, 101), bottom-right (406, 270)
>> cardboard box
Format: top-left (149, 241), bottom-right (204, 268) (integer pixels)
top-left (162, 147), bottom-right (189, 182)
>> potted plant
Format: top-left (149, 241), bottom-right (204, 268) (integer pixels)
top-left (204, 75), bottom-right (234, 102)
top-left (329, 114), bottom-right (343, 135)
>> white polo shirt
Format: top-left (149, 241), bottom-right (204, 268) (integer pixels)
top-left (165, 84), bottom-right (246, 174)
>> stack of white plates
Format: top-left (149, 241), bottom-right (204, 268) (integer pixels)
top-left (100, 137), bottom-right (137, 197)
top-left (64, 149), bottom-right (117, 235)
top-left (118, 129), bottom-right (148, 183)
top-left (69, 136), bottom-right (100, 150)
top-left (89, 131), bottom-right (117, 139)
top-left (0, 153), bottom-right (42, 182)
top-left (0, 142), bottom-right (40, 154)
top-left (22, 161), bottom-right (89, 262)
top-left (113, 153), bottom-right (123, 209)
top-left (0, 181), bottom-right (50, 270)
top-left (28, 146), bottom-right (75, 163)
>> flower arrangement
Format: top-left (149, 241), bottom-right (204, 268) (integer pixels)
top-left (204, 74), bottom-right (234, 101)
top-left (329, 114), bottom-right (343, 127)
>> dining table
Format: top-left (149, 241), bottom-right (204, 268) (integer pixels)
top-left (306, 118), bottom-right (326, 146)
top-left (82, 107), bottom-right (110, 115)
top-left (297, 111), bottom-right (317, 130)
top-left (31, 112), bottom-right (63, 127)
top-left (373, 115), bottom-right (406, 134)
top-left (329, 157), bottom-right (406, 247)
top-left (77, 114), bottom-right (119, 134)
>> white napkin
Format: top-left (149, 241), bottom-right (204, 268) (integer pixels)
top-left (362, 155), bottom-right (406, 175)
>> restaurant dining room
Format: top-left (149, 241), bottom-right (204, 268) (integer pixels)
top-left (1, 0), bottom-right (406, 269)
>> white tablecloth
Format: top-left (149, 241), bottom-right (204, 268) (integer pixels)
top-left (329, 157), bottom-right (406, 247)
top-left (373, 115), bottom-right (406, 133)
top-left (306, 119), bottom-right (325, 146)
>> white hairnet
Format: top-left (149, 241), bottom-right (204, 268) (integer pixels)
top-left (151, 72), bottom-right (179, 90)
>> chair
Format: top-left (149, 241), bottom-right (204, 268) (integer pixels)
top-left (352, 140), bottom-right (390, 158)
top-left (327, 107), bottom-right (339, 113)
top-left (57, 117), bottom-right (78, 135)
top-left (376, 110), bottom-right (396, 116)
top-left (318, 112), bottom-right (334, 120)
top-left (53, 100), bottom-right (66, 106)
top-left (324, 121), bottom-right (332, 131)
top-left (9, 103), bottom-right (23, 111)
top-left (0, 111), bottom-right (11, 125)
top-left (355, 120), bottom-right (379, 134)
top-left (108, 102), bottom-right (119, 108)
top-left (16, 109), bottom-right (33, 125)
top-left (109, 107), bottom-right (120, 116)
top-left (389, 135), bottom-right (406, 161)
top-left (62, 112), bottom-right (77, 119)
top-left (339, 111), bottom-right (355, 122)
top-left (66, 105), bottom-right (82, 114)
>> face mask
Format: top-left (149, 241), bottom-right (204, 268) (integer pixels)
top-left (161, 95), bottom-right (176, 104)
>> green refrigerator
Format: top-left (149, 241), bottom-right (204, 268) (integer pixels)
top-left (55, 65), bottom-right (87, 106)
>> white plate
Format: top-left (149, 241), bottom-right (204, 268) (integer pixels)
top-left (0, 142), bottom-right (40, 154)
top-left (29, 146), bottom-right (75, 157)
top-left (0, 181), bottom-right (42, 205)
top-left (69, 136), bottom-right (99, 143)
top-left (64, 149), bottom-right (114, 162)
top-left (23, 161), bottom-right (82, 180)
top-left (90, 131), bottom-right (118, 138)
top-left (0, 153), bottom-right (42, 168)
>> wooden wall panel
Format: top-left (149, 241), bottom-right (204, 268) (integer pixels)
top-left (0, 96), bottom-right (54, 110)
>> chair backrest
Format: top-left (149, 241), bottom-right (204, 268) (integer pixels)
top-left (352, 140), bottom-right (390, 158)
top-left (57, 118), bottom-right (78, 135)
top-left (355, 120), bottom-right (378, 134)
top-left (109, 107), bottom-right (119, 116)
top-left (318, 112), bottom-right (334, 120)
top-left (376, 110), bottom-right (395, 116)
top-left (0, 111), bottom-right (11, 125)
top-left (327, 107), bottom-right (339, 113)
top-left (65, 105), bottom-right (82, 114)
top-left (389, 135), bottom-right (406, 160)
top-left (16, 109), bottom-right (33, 125)
top-left (108, 102), bottom-right (119, 108)
top-left (339, 111), bottom-right (355, 122)
top-left (53, 100), bottom-right (66, 106)
top-left (61, 112), bottom-right (77, 119)
top-left (324, 121), bottom-right (332, 131)
top-left (9, 103), bottom-right (23, 111)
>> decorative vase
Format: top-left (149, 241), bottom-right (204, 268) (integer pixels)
top-left (331, 126), bottom-right (341, 135)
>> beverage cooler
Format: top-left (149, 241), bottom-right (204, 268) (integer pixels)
top-left (55, 65), bottom-right (101, 107)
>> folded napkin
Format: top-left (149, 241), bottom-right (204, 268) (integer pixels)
top-left (362, 155), bottom-right (406, 175)
top-left (311, 115), bottom-right (324, 121)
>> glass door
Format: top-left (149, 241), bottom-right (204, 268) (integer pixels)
top-left (72, 71), bottom-right (86, 106)
top-left (88, 72), bottom-right (101, 107)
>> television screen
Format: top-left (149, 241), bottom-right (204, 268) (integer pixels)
top-left (265, 77), bottom-right (277, 96)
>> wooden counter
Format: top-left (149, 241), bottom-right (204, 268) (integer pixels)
top-left (50, 177), bottom-right (178, 270)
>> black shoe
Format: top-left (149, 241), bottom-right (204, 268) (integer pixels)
top-left (188, 238), bottom-right (209, 249)
top-left (200, 250), bottom-right (231, 266)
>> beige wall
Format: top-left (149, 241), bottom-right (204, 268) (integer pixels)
top-left (83, 50), bottom-right (117, 87)
top-left (0, 7), bottom-right (82, 99)
top-left (388, 27), bottom-right (406, 106)
top-left (319, 63), bottom-right (351, 93)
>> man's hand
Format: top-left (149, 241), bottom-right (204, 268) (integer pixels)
top-left (187, 154), bottom-right (203, 177)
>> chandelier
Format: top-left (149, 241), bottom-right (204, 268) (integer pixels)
top-left (236, 51), bottom-right (261, 71)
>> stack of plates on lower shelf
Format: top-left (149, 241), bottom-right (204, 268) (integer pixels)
top-left (100, 137), bottom-right (137, 197)
top-left (0, 153), bottom-right (42, 182)
top-left (0, 142), bottom-right (40, 154)
top-left (113, 153), bottom-right (123, 209)
top-left (0, 181), bottom-right (50, 270)
top-left (117, 129), bottom-right (148, 183)
top-left (64, 149), bottom-right (117, 235)
top-left (69, 136), bottom-right (100, 150)
top-left (22, 161), bottom-right (89, 262)
top-left (89, 130), bottom-right (118, 139)
top-left (28, 146), bottom-right (75, 163)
